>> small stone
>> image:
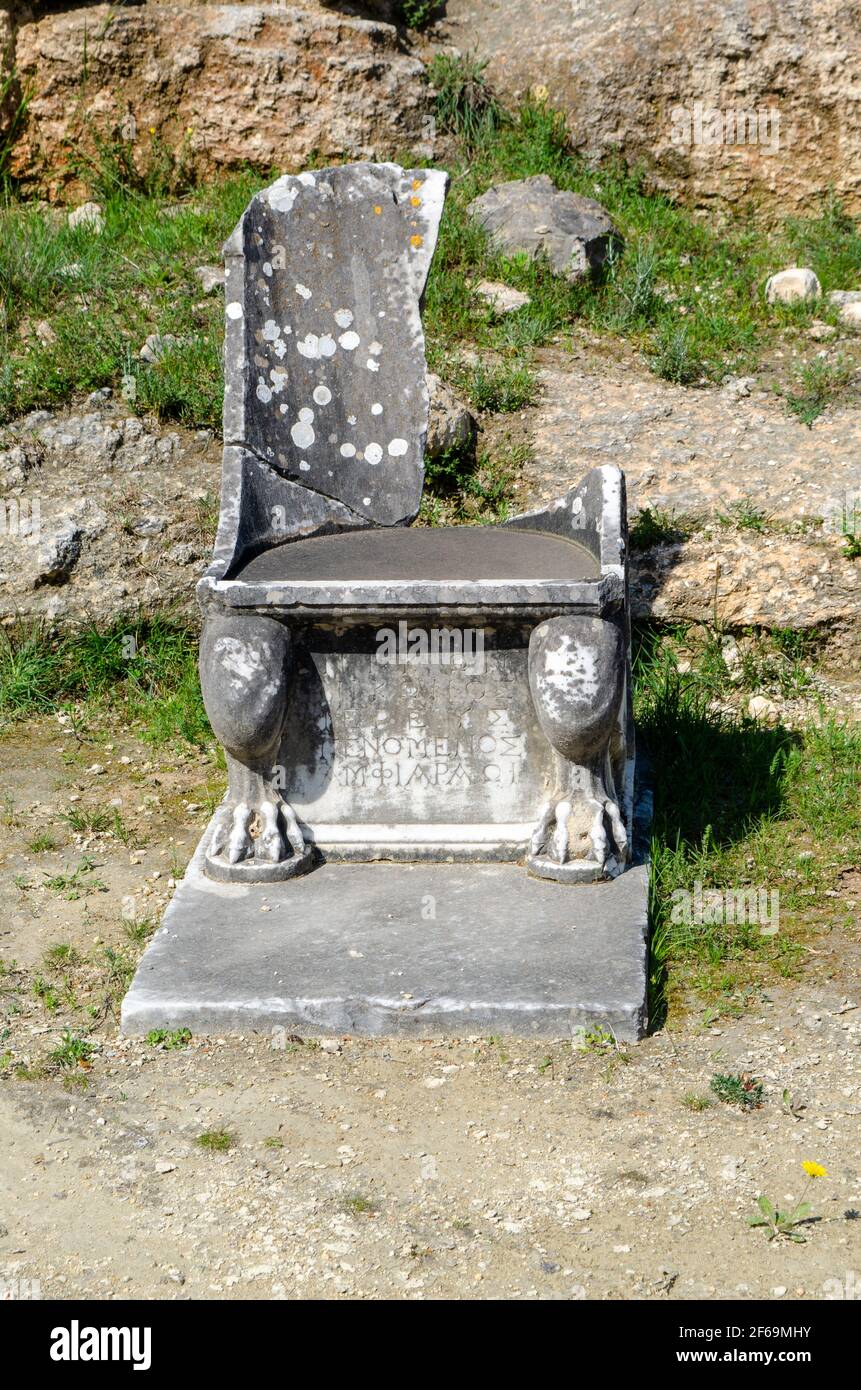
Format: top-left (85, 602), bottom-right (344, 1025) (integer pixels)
top-left (764, 268), bottom-right (821, 304)
top-left (318, 1037), bottom-right (342, 1054)
top-left (194, 264), bottom-right (225, 294)
top-left (808, 319), bottom-right (837, 341)
top-left (772, 1285), bottom-right (787, 1298)
top-left (33, 520), bottom-right (82, 586)
top-left (156, 1161), bottom-right (176, 1174)
top-left (426, 372), bottom-right (475, 459)
top-left (423, 1076), bottom-right (445, 1088)
top-left (139, 333), bottom-right (178, 364)
top-left (837, 301), bottom-right (861, 331)
top-left (474, 278), bottom-right (531, 315)
top-left (68, 201), bottom-right (104, 233)
top-left (748, 695), bottom-right (780, 723)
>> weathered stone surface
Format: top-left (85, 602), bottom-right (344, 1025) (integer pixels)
top-left (426, 371), bottom-right (475, 457)
top-left (517, 351), bottom-right (861, 631)
top-left (468, 175), bottom-right (618, 281)
top-left (765, 267), bottom-right (820, 304)
top-left (194, 264), bottom-right (225, 294)
top-left (0, 400), bottom-right (220, 625)
top-left (121, 850), bottom-right (650, 1039)
top-left (441, 0), bottom-right (861, 216)
top-left (11, 6), bottom-right (434, 197)
top-left (222, 163), bottom-right (447, 529)
top-left (631, 530), bottom-right (861, 632)
top-left (523, 353), bottom-right (861, 529)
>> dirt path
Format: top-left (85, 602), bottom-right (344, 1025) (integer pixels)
top-left (0, 723), bottom-right (859, 1300)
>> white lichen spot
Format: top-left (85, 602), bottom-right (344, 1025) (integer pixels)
top-left (291, 420), bottom-right (315, 449)
top-left (387, 438), bottom-right (408, 457)
top-left (263, 262), bottom-right (273, 278)
top-left (298, 407), bottom-right (314, 424)
top-left (256, 380), bottom-right (272, 404)
top-left (226, 302), bottom-right (243, 320)
top-left (262, 319), bottom-right (281, 342)
top-left (366, 358), bottom-right (380, 372)
top-left (334, 309), bottom-right (354, 328)
top-left (298, 172), bottom-right (317, 187)
top-left (296, 333), bottom-right (321, 360)
top-left (319, 335), bottom-right (337, 358)
top-left (295, 283), bottom-right (312, 300)
top-left (363, 497), bottom-right (371, 506)
top-left (299, 459), bottom-right (311, 471)
top-left (339, 443), bottom-right (356, 458)
top-left (279, 403), bottom-right (289, 414)
top-left (270, 368), bottom-right (288, 393)
top-left (369, 341), bottom-right (382, 355)
top-left (347, 414), bottom-right (357, 426)
top-left (338, 330), bottom-right (360, 351)
top-left (371, 403), bottom-right (383, 415)
top-left (313, 385), bottom-right (332, 406)
top-left (365, 442), bottom-right (383, 465)
top-left (273, 339), bottom-right (287, 360)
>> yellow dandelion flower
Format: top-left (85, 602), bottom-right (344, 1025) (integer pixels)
top-left (410, 195), bottom-right (421, 207)
top-left (412, 178), bottom-right (422, 190)
top-left (149, 126), bottom-right (156, 135)
top-left (409, 234), bottom-right (423, 249)
top-left (532, 83), bottom-right (549, 102)
top-left (802, 1160), bottom-right (827, 1179)
top-left (373, 205), bottom-right (382, 215)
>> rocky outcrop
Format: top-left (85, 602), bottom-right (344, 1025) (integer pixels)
top-left (442, 0), bottom-right (861, 217)
top-left (10, 4), bottom-right (434, 197)
top-left (0, 398), bottom-right (221, 624)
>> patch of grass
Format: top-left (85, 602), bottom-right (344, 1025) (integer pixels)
top-left (650, 324), bottom-right (704, 384)
top-left (717, 499), bottom-right (772, 533)
top-left (27, 831), bottom-right (58, 853)
top-left (196, 1128), bottom-right (234, 1152)
top-left (43, 856), bottom-right (107, 901)
top-left (49, 1030), bottom-right (94, 1070)
top-left (43, 943), bottom-right (81, 968)
top-left (400, 0), bottom-right (443, 28)
top-left (710, 1071), bottom-right (764, 1110)
top-left (145, 1027), bottom-right (191, 1050)
top-left (341, 1192), bottom-right (378, 1217)
top-left (629, 507), bottom-right (696, 550)
top-left (0, 617), bottom-right (208, 746)
top-left (783, 354), bottom-right (856, 426)
top-left (420, 442), bottom-right (522, 525)
top-left (429, 52), bottom-right (505, 150)
top-left (454, 357), bottom-right (536, 413)
top-left (682, 1093), bottom-right (712, 1112)
top-left (637, 623), bottom-right (861, 1021)
top-left (63, 806), bottom-right (112, 835)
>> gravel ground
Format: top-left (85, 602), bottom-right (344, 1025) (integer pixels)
top-left (0, 723), bottom-right (859, 1301)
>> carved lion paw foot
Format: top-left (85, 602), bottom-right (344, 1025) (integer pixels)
top-left (528, 790), bottom-right (628, 883)
top-left (206, 793), bottom-right (313, 882)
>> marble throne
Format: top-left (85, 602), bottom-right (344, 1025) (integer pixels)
top-left (196, 163), bottom-right (635, 888)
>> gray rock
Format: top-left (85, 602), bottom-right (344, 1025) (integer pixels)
top-left (194, 264), bottom-right (225, 294)
top-left (468, 174), bottom-right (619, 281)
top-left (826, 290), bottom-right (861, 306)
top-left (139, 333), bottom-right (178, 364)
top-left (474, 278), bottom-right (532, 315)
top-left (34, 519), bottom-right (82, 586)
top-left (67, 201), bottom-right (104, 234)
top-left (764, 268), bottom-right (821, 304)
top-left (426, 372), bottom-right (475, 458)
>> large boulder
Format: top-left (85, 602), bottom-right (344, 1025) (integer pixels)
top-left (10, 4), bottom-right (434, 197)
top-left (468, 175), bottom-right (618, 281)
top-left (441, 0), bottom-right (861, 216)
